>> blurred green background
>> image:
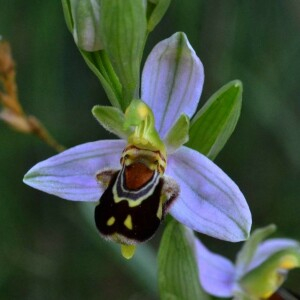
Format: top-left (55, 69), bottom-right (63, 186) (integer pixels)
top-left (1, 1), bottom-right (300, 299)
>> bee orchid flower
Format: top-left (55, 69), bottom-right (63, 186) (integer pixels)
top-left (195, 225), bottom-right (300, 299)
top-left (23, 32), bottom-right (251, 259)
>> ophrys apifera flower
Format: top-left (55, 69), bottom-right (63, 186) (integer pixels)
top-left (195, 225), bottom-right (300, 299)
top-left (23, 32), bottom-right (251, 259)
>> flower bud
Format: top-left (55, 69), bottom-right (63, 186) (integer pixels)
top-left (69, 0), bottom-right (103, 51)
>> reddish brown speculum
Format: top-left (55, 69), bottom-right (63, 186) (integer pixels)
top-left (124, 162), bottom-right (154, 190)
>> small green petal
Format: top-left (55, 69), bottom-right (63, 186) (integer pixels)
top-left (239, 248), bottom-right (300, 299)
top-left (100, 0), bottom-right (147, 107)
top-left (188, 80), bottom-right (242, 160)
top-left (236, 224), bottom-right (276, 274)
top-left (158, 220), bottom-right (209, 300)
top-left (92, 105), bottom-right (132, 139)
top-left (146, 0), bottom-right (171, 32)
top-left (164, 114), bottom-right (189, 154)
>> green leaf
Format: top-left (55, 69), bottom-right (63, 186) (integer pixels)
top-left (147, 0), bottom-right (172, 32)
top-left (92, 105), bottom-right (132, 139)
top-left (236, 224), bottom-right (276, 274)
top-left (61, 0), bottom-right (73, 32)
top-left (187, 80), bottom-right (242, 160)
top-left (158, 220), bottom-right (210, 300)
top-left (100, 0), bottom-right (147, 107)
top-left (80, 50), bottom-right (123, 109)
top-left (164, 114), bottom-right (189, 154)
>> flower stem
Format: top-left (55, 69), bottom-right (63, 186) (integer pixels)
top-left (0, 40), bottom-right (65, 153)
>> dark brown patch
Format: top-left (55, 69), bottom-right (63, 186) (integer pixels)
top-left (94, 171), bottom-right (164, 243)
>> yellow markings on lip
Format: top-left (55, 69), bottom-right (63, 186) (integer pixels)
top-left (157, 194), bottom-right (166, 220)
top-left (124, 215), bottom-right (133, 230)
top-left (261, 290), bottom-right (275, 299)
top-left (106, 216), bottom-right (115, 226)
top-left (156, 203), bottom-right (162, 220)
